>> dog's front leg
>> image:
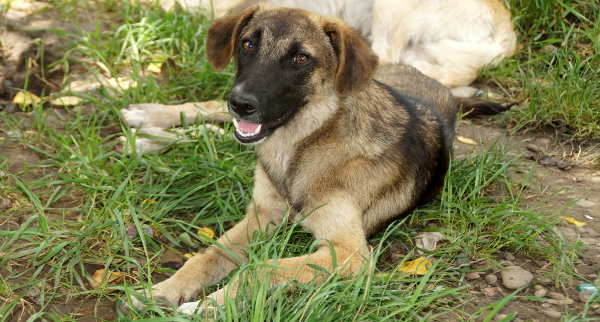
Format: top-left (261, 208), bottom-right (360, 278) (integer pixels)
top-left (179, 196), bottom-right (369, 315)
top-left (121, 164), bottom-right (289, 312)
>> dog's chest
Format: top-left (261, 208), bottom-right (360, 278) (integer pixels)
top-left (257, 142), bottom-right (296, 198)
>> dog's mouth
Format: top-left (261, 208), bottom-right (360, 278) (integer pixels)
top-left (232, 109), bottom-right (294, 144)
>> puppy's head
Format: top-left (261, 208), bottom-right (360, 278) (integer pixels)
top-left (206, 5), bottom-right (378, 144)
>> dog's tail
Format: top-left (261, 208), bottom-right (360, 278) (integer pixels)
top-left (455, 97), bottom-right (514, 118)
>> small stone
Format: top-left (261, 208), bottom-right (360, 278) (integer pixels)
top-left (504, 253), bottom-right (515, 261)
top-left (547, 298), bottom-right (574, 305)
top-left (539, 278), bottom-right (553, 285)
top-left (161, 250), bottom-right (184, 270)
top-left (596, 307), bottom-right (600, 315)
top-left (161, 250), bottom-right (184, 264)
top-left (466, 272), bottom-right (481, 280)
top-left (547, 292), bottom-right (565, 300)
top-left (534, 285), bottom-right (543, 290)
top-left (474, 259), bottom-right (493, 270)
top-left (503, 261), bottom-right (515, 266)
top-left (493, 314), bottom-right (507, 321)
top-left (513, 319), bottom-right (524, 322)
top-left (580, 290), bottom-right (593, 303)
top-left (486, 274), bottom-right (498, 284)
top-left (540, 308), bottom-right (562, 318)
top-left (501, 266), bottom-right (533, 289)
top-left (526, 144), bottom-right (543, 153)
top-left (535, 288), bottom-right (547, 298)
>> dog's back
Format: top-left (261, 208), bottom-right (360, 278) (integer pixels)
top-left (374, 64), bottom-right (456, 147)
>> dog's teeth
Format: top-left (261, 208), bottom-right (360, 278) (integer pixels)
top-left (234, 120), bottom-right (262, 137)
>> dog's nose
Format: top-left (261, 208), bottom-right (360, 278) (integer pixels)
top-left (229, 91), bottom-right (259, 116)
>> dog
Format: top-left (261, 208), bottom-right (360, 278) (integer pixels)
top-left (118, 0), bottom-right (516, 154)
top-left (121, 5), bottom-right (508, 315)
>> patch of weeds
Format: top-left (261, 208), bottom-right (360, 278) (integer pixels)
top-left (482, 0), bottom-right (600, 138)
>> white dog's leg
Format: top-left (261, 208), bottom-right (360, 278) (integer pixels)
top-left (116, 124), bottom-right (225, 155)
top-left (120, 101), bottom-right (229, 129)
top-left (118, 101), bottom-right (230, 154)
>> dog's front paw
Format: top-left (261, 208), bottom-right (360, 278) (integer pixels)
top-left (178, 300), bottom-right (219, 317)
top-left (121, 103), bottom-right (177, 129)
top-left (119, 281), bottom-right (191, 315)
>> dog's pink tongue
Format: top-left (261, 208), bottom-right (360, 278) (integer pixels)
top-left (238, 120), bottom-right (261, 133)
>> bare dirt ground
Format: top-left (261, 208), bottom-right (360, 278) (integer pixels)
top-left (453, 121), bottom-right (600, 320)
top-left (2, 2), bottom-right (600, 321)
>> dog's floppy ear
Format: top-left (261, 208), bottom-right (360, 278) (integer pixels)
top-left (324, 19), bottom-right (379, 97)
top-left (206, 6), bottom-right (260, 71)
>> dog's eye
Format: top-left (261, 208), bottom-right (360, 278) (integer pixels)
top-left (242, 40), bottom-right (253, 50)
top-left (293, 54), bottom-right (309, 64)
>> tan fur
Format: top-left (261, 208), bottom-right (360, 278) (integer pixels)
top-left (121, 6), bottom-right (457, 315)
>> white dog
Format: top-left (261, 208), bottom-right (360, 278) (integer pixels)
top-left (119, 0), bottom-right (516, 153)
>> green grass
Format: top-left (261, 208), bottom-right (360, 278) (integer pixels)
top-left (1, 0), bottom-right (599, 320)
top-left (483, 0), bottom-right (600, 137)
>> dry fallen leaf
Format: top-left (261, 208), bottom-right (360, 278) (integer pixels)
top-left (50, 96), bottom-right (83, 106)
top-left (415, 232), bottom-right (446, 253)
top-left (90, 269), bottom-right (125, 291)
top-left (148, 54), bottom-right (167, 74)
top-left (398, 257), bottom-right (431, 275)
top-left (13, 91), bottom-right (41, 105)
top-left (481, 286), bottom-right (502, 297)
top-left (456, 135), bottom-right (478, 145)
top-left (198, 227), bottom-right (215, 241)
top-left (562, 217), bottom-right (586, 227)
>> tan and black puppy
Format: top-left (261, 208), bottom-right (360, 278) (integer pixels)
top-left (123, 5), bottom-right (458, 315)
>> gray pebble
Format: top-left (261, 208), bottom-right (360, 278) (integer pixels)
top-left (534, 285), bottom-right (543, 289)
top-left (504, 253), bottom-right (515, 261)
top-left (539, 278), bottom-right (553, 285)
top-left (547, 298), bottom-right (573, 305)
top-left (486, 274), bottom-right (498, 284)
top-left (547, 292), bottom-right (565, 300)
top-left (534, 288), bottom-right (547, 298)
top-left (493, 314), bottom-right (507, 321)
top-left (501, 266), bottom-right (533, 289)
top-left (540, 308), bottom-right (562, 318)
top-left (466, 272), bottom-right (481, 280)
top-left (579, 290), bottom-right (592, 303)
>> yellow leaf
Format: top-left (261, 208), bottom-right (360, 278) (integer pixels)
top-left (562, 217), bottom-right (586, 227)
top-left (148, 62), bottom-right (162, 74)
top-left (90, 269), bottom-right (125, 291)
top-left (183, 252), bottom-right (197, 260)
top-left (397, 257), bottom-right (431, 275)
top-left (13, 91), bottom-right (41, 105)
top-left (456, 135), bottom-right (478, 145)
top-left (141, 198), bottom-right (158, 205)
top-left (51, 96), bottom-right (83, 106)
top-left (148, 54), bottom-right (167, 74)
top-left (198, 227), bottom-right (215, 240)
